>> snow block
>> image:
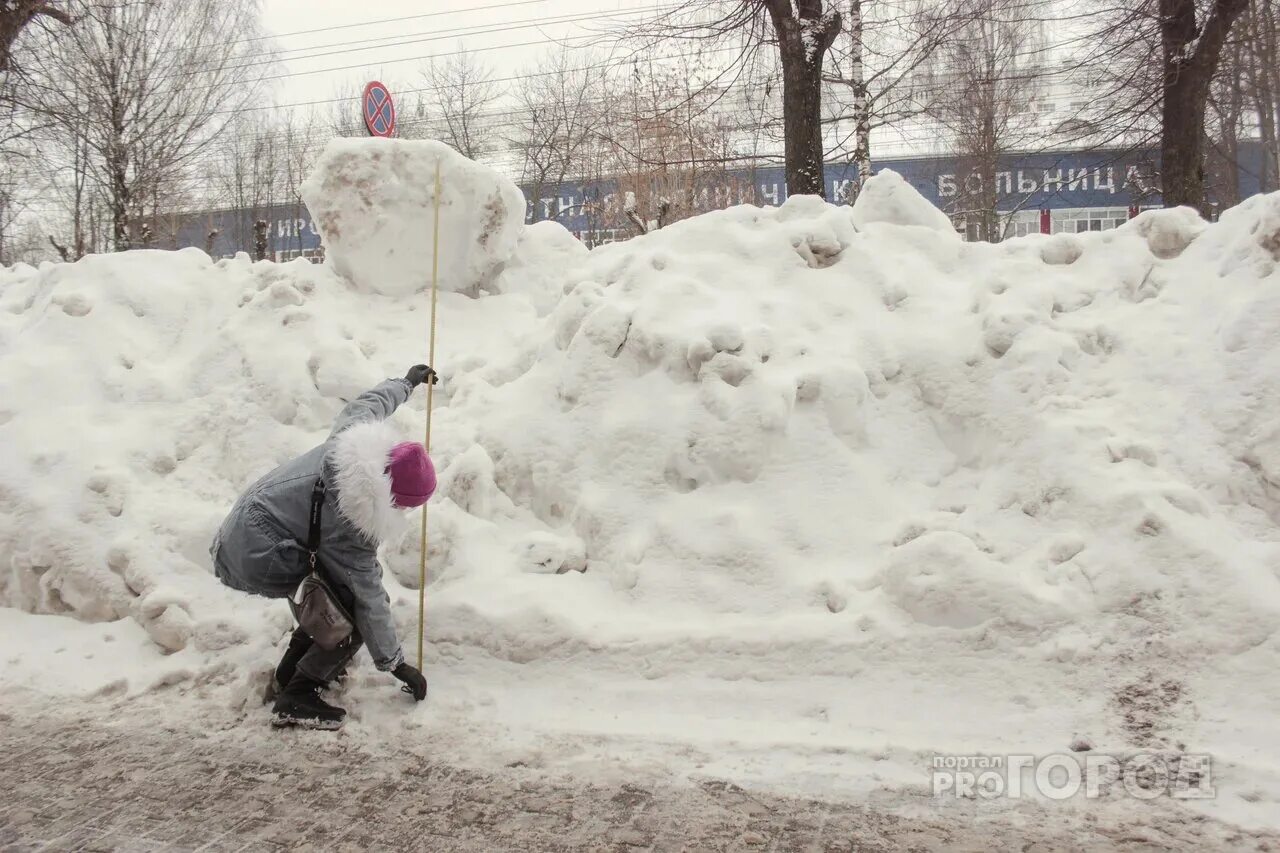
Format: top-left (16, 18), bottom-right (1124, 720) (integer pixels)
top-left (851, 169), bottom-right (959, 236)
top-left (1120, 206), bottom-right (1206, 259)
top-left (302, 138), bottom-right (527, 297)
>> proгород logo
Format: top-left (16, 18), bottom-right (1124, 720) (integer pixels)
top-left (931, 753), bottom-right (1215, 800)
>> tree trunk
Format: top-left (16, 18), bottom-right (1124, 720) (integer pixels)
top-left (0, 2), bottom-right (73, 73)
top-left (48, 234), bottom-right (70, 261)
top-left (1221, 44), bottom-right (1244, 205)
top-left (848, 0), bottom-right (870, 200)
top-left (108, 105), bottom-right (130, 250)
top-left (72, 136), bottom-right (86, 258)
top-left (766, 1), bottom-right (842, 198)
top-left (0, 194), bottom-right (8, 266)
top-left (1159, 0), bottom-right (1249, 211)
top-left (778, 52), bottom-right (825, 196)
top-left (110, 158), bottom-right (130, 251)
top-left (253, 219), bottom-right (268, 261)
top-left (1161, 88), bottom-right (1208, 210)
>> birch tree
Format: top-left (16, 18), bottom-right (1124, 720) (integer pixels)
top-left (823, 0), bottom-right (968, 199)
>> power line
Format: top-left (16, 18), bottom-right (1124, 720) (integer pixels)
top-left (210, 42), bottom-right (739, 116)
top-left (175, 6), bottom-right (671, 82)
top-left (171, 19), bottom-right (675, 94)
top-left (240, 0), bottom-right (553, 45)
top-left (205, 58), bottom-right (1093, 156)
top-left (27, 57), bottom-right (1116, 198)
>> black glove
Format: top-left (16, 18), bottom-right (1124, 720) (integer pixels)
top-left (404, 364), bottom-right (439, 388)
top-left (393, 662), bottom-right (428, 701)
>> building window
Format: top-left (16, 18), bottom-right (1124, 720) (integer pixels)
top-left (1003, 210), bottom-right (1042, 238)
top-left (1051, 207), bottom-right (1131, 234)
top-left (277, 247), bottom-right (325, 263)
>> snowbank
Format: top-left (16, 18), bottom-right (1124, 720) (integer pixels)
top-left (301, 138), bottom-right (527, 297)
top-left (0, 245), bottom-right (546, 654)
top-left (4, 172), bottom-right (1280, 827)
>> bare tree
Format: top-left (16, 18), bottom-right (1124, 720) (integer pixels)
top-left (507, 49), bottom-right (609, 223)
top-left (823, 0), bottom-right (967, 199)
top-left (327, 80), bottom-right (366, 139)
top-left (281, 107), bottom-right (322, 258)
top-left (0, 170), bottom-right (24, 264)
top-left (767, 0), bottom-right (843, 194)
top-left (421, 46), bottom-right (498, 159)
top-left (1086, 0), bottom-right (1251, 211)
top-left (0, 1), bottom-right (73, 256)
top-left (1243, 0), bottom-right (1279, 191)
top-left (1205, 33), bottom-right (1248, 206)
top-left (601, 56), bottom-right (744, 235)
top-left (1159, 0), bottom-right (1251, 209)
top-left (0, 1), bottom-right (71, 74)
top-left (207, 113), bottom-right (282, 255)
top-left (623, 1), bottom-right (842, 198)
top-left (27, 0), bottom-right (273, 250)
top-left (922, 0), bottom-right (1045, 241)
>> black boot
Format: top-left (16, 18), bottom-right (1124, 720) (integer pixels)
top-left (271, 673), bottom-right (346, 731)
top-left (274, 629), bottom-right (314, 691)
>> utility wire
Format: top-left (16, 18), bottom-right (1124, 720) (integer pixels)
top-left (236, 0), bottom-right (553, 45)
top-left (157, 5), bottom-right (677, 87)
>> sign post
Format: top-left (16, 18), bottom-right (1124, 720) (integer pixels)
top-left (362, 81), bottom-right (396, 138)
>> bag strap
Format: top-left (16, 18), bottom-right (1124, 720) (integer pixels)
top-left (307, 478), bottom-right (326, 572)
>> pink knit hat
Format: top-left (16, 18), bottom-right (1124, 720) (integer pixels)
top-left (387, 442), bottom-right (436, 509)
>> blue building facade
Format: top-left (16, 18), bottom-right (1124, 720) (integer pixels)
top-left (171, 144), bottom-right (1267, 259)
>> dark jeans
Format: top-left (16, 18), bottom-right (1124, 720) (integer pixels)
top-left (293, 578), bottom-right (364, 683)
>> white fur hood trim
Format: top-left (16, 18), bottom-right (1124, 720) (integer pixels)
top-left (328, 420), bottom-right (410, 545)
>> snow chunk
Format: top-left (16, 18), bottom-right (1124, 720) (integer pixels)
top-left (1040, 234), bottom-right (1084, 266)
top-left (1195, 191), bottom-right (1280, 278)
top-left (1120, 206), bottom-right (1206, 259)
top-left (491, 220), bottom-right (588, 314)
top-left (302, 138), bottom-right (526, 297)
top-left (879, 532), bottom-right (1056, 629)
top-left (851, 169), bottom-right (958, 236)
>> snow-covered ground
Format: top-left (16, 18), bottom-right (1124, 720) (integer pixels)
top-left (3, 140), bottom-right (1280, 839)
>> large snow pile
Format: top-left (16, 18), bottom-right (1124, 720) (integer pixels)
top-left (302, 138), bottom-right (527, 296)
top-left (4, 160), bottom-right (1280, 824)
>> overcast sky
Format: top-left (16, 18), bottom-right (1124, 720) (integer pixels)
top-left (258, 0), bottom-right (659, 115)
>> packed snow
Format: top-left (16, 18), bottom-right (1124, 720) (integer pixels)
top-left (3, 140), bottom-right (1280, 831)
top-left (302, 138), bottom-right (527, 297)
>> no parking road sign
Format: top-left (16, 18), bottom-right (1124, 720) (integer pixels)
top-left (363, 81), bottom-right (396, 138)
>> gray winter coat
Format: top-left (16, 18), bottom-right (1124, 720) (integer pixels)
top-left (211, 378), bottom-right (418, 672)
